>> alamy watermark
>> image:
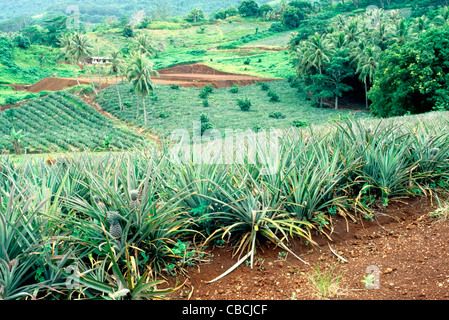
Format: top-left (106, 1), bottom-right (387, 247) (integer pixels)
top-left (168, 122), bottom-right (281, 175)
top-left (66, 5), bottom-right (80, 30)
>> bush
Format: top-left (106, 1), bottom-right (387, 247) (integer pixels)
top-left (259, 82), bottom-right (270, 91)
top-left (170, 83), bottom-right (180, 90)
top-left (269, 111), bottom-right (286, 119)
top-left (199, 84), bottom-right (214, 99)
top-left (158, 112), bottom-right (170, 119)
top-left (267, 90), bottom-right (280, 102)
top-left (268, 22), bottom-right (285, 33)
top-left (243, 58), bottom-right (251, 65)
top-left (229, 84), bottom-right (239, 93)
top-left (201, 122), bottom-right (214, 134)
top-left (4, 96), bottom-right (20, 105)
top-left (292, 120), bottom-right (309, 127)
top-left (200, 113), bottom-right (209, 123)
top-left (237, 98), bottom-right (252, 111)
top-left (202, 99), bottom-right (210, 107)
top-left (123, 25), bottom-right (134, 38)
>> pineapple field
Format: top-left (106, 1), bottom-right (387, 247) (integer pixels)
top-left (1, 0), bottom-right (449, 304)
top-left (0, 91), bottom-right (146, 153)
top-left (1, 113), bottom-right (449, 300)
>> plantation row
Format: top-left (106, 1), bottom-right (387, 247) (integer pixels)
top-left (0, 91), bottom-right (145, 153)
top-left (1, 115), bottom-right (449, 299)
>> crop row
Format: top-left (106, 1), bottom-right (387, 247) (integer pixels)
top-left (0, 91), bottom-right (145, 153)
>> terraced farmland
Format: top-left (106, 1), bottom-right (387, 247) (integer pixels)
top-left (0, 91), bottom-right (145, 153)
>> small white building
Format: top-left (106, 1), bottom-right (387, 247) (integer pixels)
top-left (87, 57), bottom-right (111, 64)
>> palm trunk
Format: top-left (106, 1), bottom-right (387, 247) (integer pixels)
top-left (72, 63), bottom-right (80, 86)
top-left (116, 76), bottom-right (122, 110)
top-left (85, 63), bottom-right (98, 95)
top-left (335, 94), bottom-right (338, 109)
top-left (98, 66), bottom-right (102, 90)
top-left (97, 48), bottom-right (102, 90)
top-left (143, 96), bottom-right (147, 126)
top-left (365, 80), bottom-right (368, 109)
top-left (136, 96), bottom-right (140, 121)
top-left (319, 67), bottom-right (323, 108)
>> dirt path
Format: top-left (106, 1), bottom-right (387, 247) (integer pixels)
top-left (80, 94), bottom-right (162, 146)
top-left (165, 196), bottom-right (449, 300)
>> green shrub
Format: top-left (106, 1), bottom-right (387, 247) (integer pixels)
top-left (260, 82), bottom-right (270, 91)
top-left (200, 113), bottom-right (210, 123)
top-left (201, 122), bottom-right (214, 134)
top-left (4, 96), bottom-right (20, 105)
top-left (237, 98), bottom-right (252, 111)
top-left (292, 120), bottom-right (309, 127)
top-left (199, 84), bottom-right (214, 98)
top-left (269, 111), bottom-right (286, 119)
top-left (229, 84), bottom-right (239, 93)
top-left (158, 112), bottom-right (170, 119)
top-left (170, 84), bottom-right (180, 90)
top-left (243, 58), bottom-right (251, 65)
top-left (202, 99), bottom-right (210, 107)
top-left (268, 90), bottom-right (280, 102)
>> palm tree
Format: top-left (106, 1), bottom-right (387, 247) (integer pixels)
top-left (60, 33), bottom-right (80, 86)
top-left (434, 6), bottom-right (449, 26)
top-left (344, 16), bottom-right (362, 45)
top-left (390, 19), bottom-right (412, 45)
top-left (69, 32), bottom-right (97, 95)
top-left (412, 16), bottom-right (431, 36)
top-left (332, 32), bottom-right (346, 49)
top-left (302, 33), bottom-right (332, 107)
top-left (109, 51), bottom-right (124, 110)
top-left (134, 34), bottom-right (158, 57)
top-left (355, 46), bottom-right (379, 109)
top-left (126, 52), bottom-right (159, 125)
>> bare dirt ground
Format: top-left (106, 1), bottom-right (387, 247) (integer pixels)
top-left (154, 63), bottom-right (281, 88)
top-left (165, 196), bottom-right (449, 300)
top-left (26, 77), bottom-right (114, 93)
top-left (6, 64), bottom-right (280, 94)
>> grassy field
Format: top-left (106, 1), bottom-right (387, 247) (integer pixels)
top-left (96, 80), bottom-right (371, 137)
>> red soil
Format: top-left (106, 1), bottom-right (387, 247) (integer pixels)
top-left (154, 63), bottom-right (281, 88)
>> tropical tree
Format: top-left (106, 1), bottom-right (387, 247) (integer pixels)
top-left (368, 26), bottom-right (449, 117)
top-left (434, 6), bottom-right (449, 26)
top-left (126, 52), bottom-right (159, 125)
top-left (185, 9), bottom-right (205, 22)
top-left (59, 33), bottom-right (80, 86)
top-left (238, 0), bottom-right (259, 17)
top-left (344, 16), bottom-right (362, 45)
top-left (67, 32), bottom-right (97, 94)
top-left (355, 46), bottom-right (380, 109)
top-left (109, 51), bottom-right (124, 110)
top-left (301, 33), bottom-right (332, 107)
top-left (133, 34), bottom-right (158, 57)
top-left (412, 16), bottom-right (431, 35)
top-left (4, 128), bottom-right (24, 154)
top-left (390, 19), bottom-right (412, 45)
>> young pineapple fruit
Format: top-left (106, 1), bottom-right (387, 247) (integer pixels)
top-left (129, 189), bottom-right (141, 210)
top-left (94, 196), bottom-right (107, 211)
top-left (107, 211), bottom-right (122, 238)
top-left (109, 222), bottom-right (123, 238)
